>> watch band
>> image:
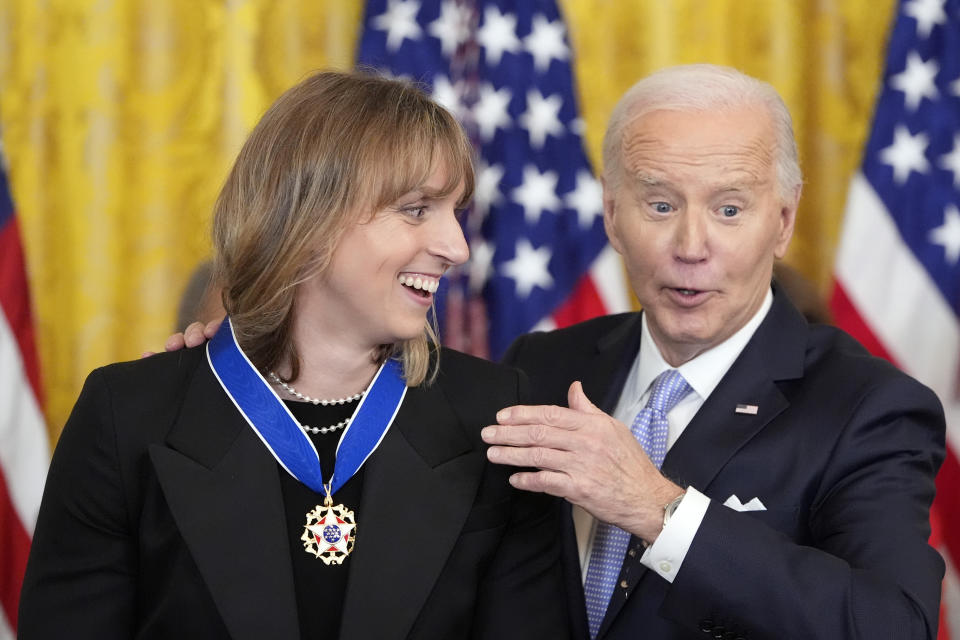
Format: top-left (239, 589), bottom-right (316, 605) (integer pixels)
top-left (662, 491), bottom-right (686, 530)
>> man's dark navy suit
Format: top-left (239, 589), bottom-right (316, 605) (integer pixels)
top-left (505, 288), bottom-right (946, 640)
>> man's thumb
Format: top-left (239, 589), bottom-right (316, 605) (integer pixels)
top-left (568, 381), bottom-right (602, 414)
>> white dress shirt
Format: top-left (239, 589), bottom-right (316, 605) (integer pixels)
top-left (575, 288), bottom-right (774, 583)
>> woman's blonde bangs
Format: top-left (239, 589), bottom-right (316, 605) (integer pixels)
top-left (353, 99), bottom-right (475, 220)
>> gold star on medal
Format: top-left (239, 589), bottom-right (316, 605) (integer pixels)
top-left (307, 510), bottom-right (355, 555)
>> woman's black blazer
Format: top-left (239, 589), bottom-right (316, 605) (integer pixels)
top-left (19, 346), bottom-right (569, 639)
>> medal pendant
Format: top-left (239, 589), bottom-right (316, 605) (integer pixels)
top-left (301, 493), bottom-right (356, 564)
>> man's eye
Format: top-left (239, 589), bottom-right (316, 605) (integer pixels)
top-left (720, 205), bottom-right (740, 217)
top-left (405, 206), bottom-right (426, 218)
top-left (652, 202), bottom-right (672, 214)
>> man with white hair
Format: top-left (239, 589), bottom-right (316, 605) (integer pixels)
top-left (482, 65), bottom-right (945, 639)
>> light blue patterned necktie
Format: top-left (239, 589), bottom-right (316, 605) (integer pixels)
top-left (582, 369), bottom-right (692, 639)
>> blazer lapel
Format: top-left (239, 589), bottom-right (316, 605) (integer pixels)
top-left (662, 290), bottom-right (807, 491)
top-left (339, 383), bottom-right (482, 640)
top-left (581, 313), bottom-right (644, 413)
top-left (149, 362), bottom-right (300, 640)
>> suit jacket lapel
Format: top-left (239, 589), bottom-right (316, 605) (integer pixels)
top-left (149, 361), bottom-right (300, 640)
top-left (581, 313), bottom-right (644, 414)
top-left (339, 382), bottom-right (483, 640)
top-left (661, 290), bottom-right (806, 490)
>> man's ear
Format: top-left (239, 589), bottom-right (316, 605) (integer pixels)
top-left (774, 185), bottom-right (800, 259)
top-left (602, 177), bottom-right (624, 255)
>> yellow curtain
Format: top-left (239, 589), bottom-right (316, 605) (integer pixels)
top-left (0, 0), bottom-right (897, 439)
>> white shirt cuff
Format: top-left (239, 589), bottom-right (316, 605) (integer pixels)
top-left (639, 486), bottom-right (709, 583)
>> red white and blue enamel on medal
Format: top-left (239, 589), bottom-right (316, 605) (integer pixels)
top-left (301, 485), bottom-right (356, 565)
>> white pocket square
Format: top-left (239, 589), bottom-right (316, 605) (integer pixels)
top-left (723, 494), bottom-right (767, 512)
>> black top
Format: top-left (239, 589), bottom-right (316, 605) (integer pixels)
top-left (280, 398), bottom-right (365, 640)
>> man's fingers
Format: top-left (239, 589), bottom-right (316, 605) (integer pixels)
top-left (496, 403), bottom-right (581, 429)
top-left (507, 470), bottom-right (573, 498)
top-left (203, 316), bottom-right (224, 338)
top-left (164, 334), bottom-right (186, 352)
top-left (486, 443), bottom-right (572, 471)
top-left (182, 322), bottom-right (209, 348)
top-left (481, 423), bottom-right (579, 450)
top-left (166, 316), bottom-right (223, 352)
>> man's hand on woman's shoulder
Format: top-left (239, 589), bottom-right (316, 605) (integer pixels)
top-left (142, 317), bottom-right (223, 358)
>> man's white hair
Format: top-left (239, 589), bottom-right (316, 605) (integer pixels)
top-left (602, 64), bottom-right (803, 200)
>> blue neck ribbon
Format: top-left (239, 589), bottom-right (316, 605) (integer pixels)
top-left (207, 317), bottom-right (407, 495)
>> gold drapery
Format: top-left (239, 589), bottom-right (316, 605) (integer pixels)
top-left (0, 0), bottom-right (896, 438)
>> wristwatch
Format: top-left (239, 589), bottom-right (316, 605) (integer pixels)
top-left (662, 491), bottom-right (686, 530)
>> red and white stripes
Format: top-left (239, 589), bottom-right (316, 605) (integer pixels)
top-left (0, 215), bottom-right (49, 639)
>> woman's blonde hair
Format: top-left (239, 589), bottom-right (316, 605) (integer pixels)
top-left (212, 70), bottom-right (474, 386)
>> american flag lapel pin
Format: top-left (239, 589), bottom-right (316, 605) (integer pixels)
top-left (735, 404), bottom-right (759, 415)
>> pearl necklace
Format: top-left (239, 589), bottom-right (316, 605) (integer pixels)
top-left (300, 420), bottom-right (349, 436)
top-left (268, 372), bottom-right (365, 406)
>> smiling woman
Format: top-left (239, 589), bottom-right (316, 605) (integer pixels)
top-left (213, 71), bottom-right (475, 390)
top-left (18, 71), bottom-right (569, 640)
top-left (300, 160), bottom-right (470, 375)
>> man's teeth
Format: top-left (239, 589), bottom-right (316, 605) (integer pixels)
top-left (677, 288), bottom-right (698, 295)
top-left (399, 274), bottom-right (440, 293)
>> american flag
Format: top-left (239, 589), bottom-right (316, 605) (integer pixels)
top-left (357, 0), bottom-right (629, 360)
top-left (0, 137), bottom-right (49, 639)
top-left (830, 0), bottom-right (960, 636)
